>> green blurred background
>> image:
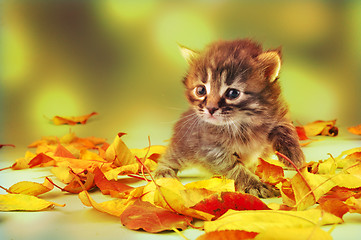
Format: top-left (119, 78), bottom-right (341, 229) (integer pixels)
top-left (1, 0), bottom-right (361, 149)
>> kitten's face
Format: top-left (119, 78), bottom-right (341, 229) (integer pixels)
top-left (182, 40), bottom-right (281, 126)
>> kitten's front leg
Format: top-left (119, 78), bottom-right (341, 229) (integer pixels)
top-left (269, 122), bottom-right (305, 168)
top-left (206, 152), bottom-right (279, 198)
top-left (154, 147), bottom-right (181, 179)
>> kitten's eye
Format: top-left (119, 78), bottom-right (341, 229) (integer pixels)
top-left (195, 85), bottom-right (207, 97)
top-left (225, 89), bottom-right (240, 100)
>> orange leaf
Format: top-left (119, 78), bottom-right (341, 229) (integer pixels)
top-left (93, 167), bottom-right (133, 195)
top-left (51, 112), bottom-right (98, 125)
top-left (105, 133), bottom-right (136, 166)
top-left (296, 126), bottom-right (309, 140)
top-left (120, 199), bottom-right (192, 233)
top-left (28, 153), bottom-right (55, 168)
top-left (255, 158), bottom-right (284, 185)
top-left (197, 230), bottom-right (258, 240)
top-left (318, 199), bottom-right (349, 219)
top-left (348, 124), bottom-right (361, 135)
top-left (63, 171), bottom-right (95, 194)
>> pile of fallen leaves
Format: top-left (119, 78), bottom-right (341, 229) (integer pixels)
top-left (1, 114), bottom-right (361, 240)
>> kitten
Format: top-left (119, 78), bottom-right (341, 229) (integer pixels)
top-left (155, 39), bottom-right (305, 198)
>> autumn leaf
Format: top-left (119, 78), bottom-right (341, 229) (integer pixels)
top-left (93, 167), bottom-right (134, 196)
top-left (105, 133), bottom-right (136, 166)
top-left (345, 197), bottom-right (361, 214)
top-left (28, 152), bottom-right (55, 168)
top-left (63, 171), bottom-right (95, 194)
top-left (0, 194), bottom-right (64, 211)
top-left (296, 126), bottom-right (309, 140)
top-left (192, 192), bottom-right (270, 219)
top-left (302, 120), bottom-right (338, 137)
top-left (185, 177), bottom-right (235, 192)
top-left (204, 208), bottom-right (342, 233)
top-left (0, 144), bottom-right (15, 149)
top-left (197, 230), bottom-right (259, 240)
top-left (78, 190), bottom-right (134, 217)
top-left (255, 158), bottom-right (284, 185)
top-left (318, 199), bottom-right (349, 219)
top-left (6, 178), bottom-right (54, 196)
top-left (254, 227), bottom-right (333, 240)
top-left (348, 124), bottom-right (361, 135)
top-left (51, 112), bottom-right (98, 125)
top-left (120, 199), bottom-right (192, 233)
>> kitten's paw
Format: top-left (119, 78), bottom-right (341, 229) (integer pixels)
top-left (154, 166), bottom-right (178, 179)
top-left (244, 181), bottom-right (280, 198)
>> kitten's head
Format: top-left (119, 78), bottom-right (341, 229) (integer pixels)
top-left (181, 39), bottom-right (282, 126)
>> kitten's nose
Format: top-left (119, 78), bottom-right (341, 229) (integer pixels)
top-left (207, 107), bottom-right (218, 116)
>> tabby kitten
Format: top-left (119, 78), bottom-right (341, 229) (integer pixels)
top-left (155, 39), bottom-right (305, 198)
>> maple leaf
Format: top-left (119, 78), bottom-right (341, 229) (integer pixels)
top-left (0, 194), bottom-right (64, 211)
top-left (51, 112), bottom-right (98, 125)
top-left (204, 208), bottom-right (342, 233)
top-left (197, 230), bottom-right (259, 240)
top-left (348, 124), bottom-right (361, 135)
top-left (120, 199), bottom-right (192, 233)
top-left (192, 192), bottom-right (270, 219)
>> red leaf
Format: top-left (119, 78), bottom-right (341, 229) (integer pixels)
top-left (54, 144), bottom-right (76, 159)
top-left (29, 153), bottom-right (55, 168)
top-left (197, 230), bottom-right (258, 240)
top-left (63, 171), bottom-right (95, 194)
top-left (120, 200), bottom-right (192, 233)
top-left (318, 199), bottom-right (349, 219)
top-left (0, 144), bottom-right (15, 149)
top-left (192, 192), bottom-right (270, 219)
top-left (296, 126), bottom-right (309, 140)
top-left (93, 167), bottom-right (133, 195)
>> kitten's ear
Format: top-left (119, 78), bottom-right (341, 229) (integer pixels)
top-left (257, 50), bottom-right (282, 82)
top-left (178, 44), bottom-right (199, 64)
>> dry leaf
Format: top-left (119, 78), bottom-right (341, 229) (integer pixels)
top-left (105, 133), bottom-right (136, 166)
top-left (185, 177), bottom-right (235, 192)
top-left (120, 199), bottom-right (192, 233)
top-left (0, 144), bottom-right (15, 149)
top-left (192, 192), bottom-right (270, 219)
top-left (254, 227), bottom-right (332, 240)
top-left (303, 120), bottom-right (338, 137)
top-left (0, 194), bottom-right (64, 211)
top-left (255, 159), bottom-right (284, 185)
top-left (296, 126), bottom-right (309, 140)
top-left (197, 230), bottom-right (259, 240)
top-left (7, 178), bottom-right (54, 196)
top-left (204, 209), bottom-right (342, 232)
top-left (345, 197), bottom-right (361, 214)
top-left (78, 190), bottom-right (133, 217)
top-left (52, 112), bottom-right (98, 125)
top-left (348, 124), bottom-right (361, 135)
top-left (93, 167), bottom-right (133, 196)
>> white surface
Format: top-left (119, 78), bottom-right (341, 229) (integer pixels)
top-left (1, 130), bottom-right (361, 240)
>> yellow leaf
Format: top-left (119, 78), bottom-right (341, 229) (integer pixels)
top-left (79, 149), bottom-right (105, 161)
top-left (154, 186), bottom-right (214, 221)
top-left (255, 227), bottom-right (332, 240)
top-left (141, 178), bottom-right (185, 204)
top-left (8, 179), bottom-right (53, 196)
top-left (105, 133), bottom-right (136, 166)
top-left (185, 177), bottom-right (235, 192)
top-left (345, 197), bottom-right (361, 214)
top-left (51, 166), bottom-right (74, 184)
top-left (204, 209), bottom-right (342, 232)
top-left (291, 169), bottom-right (336, 210)
top-left (303, 120), bottom-right (338, 137)
top-left (130, 145), bottom-right (166, 160)
top-left (11, 151), bottom-right (36, 170)
top-left (0, 194), bottom-right (64, 211)
top-left (103, 164), bottom-right (139, 180)
top-left (78, 190), bottom-right (133, 217)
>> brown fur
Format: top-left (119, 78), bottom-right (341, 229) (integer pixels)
top-left (155, 39), bottom-right (304, 198)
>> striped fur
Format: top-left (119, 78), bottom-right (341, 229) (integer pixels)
top-left (155, 39), bottom-right (304, 198)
